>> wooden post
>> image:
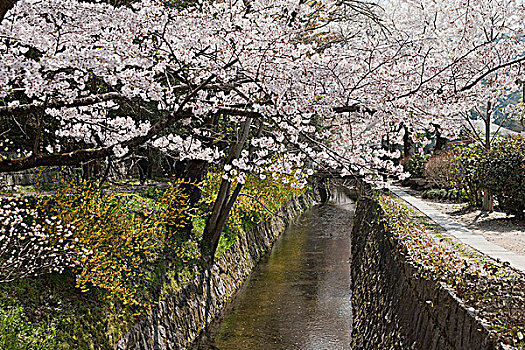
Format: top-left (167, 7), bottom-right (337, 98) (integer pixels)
top-left (482, 101), bottom-right (494, 212)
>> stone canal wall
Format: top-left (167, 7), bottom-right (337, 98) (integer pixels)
top-left (351, 197), bottom-right (498, 350)
top-left (116, 192), bottom-right (316, 350)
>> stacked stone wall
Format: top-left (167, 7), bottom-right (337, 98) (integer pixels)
top-left (116, 192), bottom-right (316, 350)
top-left (351, 197), bottom-right (499, 350)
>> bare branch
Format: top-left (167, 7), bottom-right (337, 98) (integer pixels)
top-left (0, 92), bottom-right (126, 117)
top-left (459, 56), bottom-right (525, 92)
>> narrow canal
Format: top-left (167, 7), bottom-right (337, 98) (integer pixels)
top-left (195, 191), bottom-right (354, 350)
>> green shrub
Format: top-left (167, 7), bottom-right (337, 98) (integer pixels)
top-left (421, 188), bottom-right (465, 201)
top-left (404, 154), bottom-right (429, 178)
top-left (447, 188), bottom-right (463, 201)
top-left (484, 136), bottom-right (525, 219)
top-left (142, 186), bottom-right (164, 200)
top-left (451, 142), bottom-right (486, 207)
top-left (0, 303), bottom-right (58, 350)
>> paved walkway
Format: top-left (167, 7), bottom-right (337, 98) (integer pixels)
top-left (391, 185), bottom-right (525, 274)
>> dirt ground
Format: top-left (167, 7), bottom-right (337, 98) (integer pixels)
top-left (402, 188), bottom-right (525, 256)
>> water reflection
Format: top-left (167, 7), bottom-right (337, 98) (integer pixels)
top-left (195, 192), bottom-right (354, 350)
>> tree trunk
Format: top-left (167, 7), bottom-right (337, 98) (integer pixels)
top-left (184, 159), bottom-right (208, 204)
top-left (403, 125), bottom-right (411, 157)
top-left (81, 159), bottom-right (101, 179)
top-left (200, 118), bottom-right (253, 262)
top-left (318, 176), bottom-right (329, 203)
top-left (482, 101), bottom-right (494, 212)
top-left (433, 124), bottom-right (446, 153)
top-left (482, 190), bottom-right (493, 211)
top-left (0, 0), bottom-right (17, 22)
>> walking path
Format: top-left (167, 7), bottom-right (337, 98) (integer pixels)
top-left (391, 185), bottom-right (525, 274)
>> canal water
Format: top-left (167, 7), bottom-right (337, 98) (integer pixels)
top-left (194, 191), bottom-right (354, 350)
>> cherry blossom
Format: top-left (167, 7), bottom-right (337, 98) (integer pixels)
top-left (1, 0), bottom-right (524, 257)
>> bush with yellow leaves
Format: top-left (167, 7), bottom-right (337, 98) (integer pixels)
top-left (40, 178), bottom-right (193, 307)
top-left (197, 172), bottom-right (307, 254)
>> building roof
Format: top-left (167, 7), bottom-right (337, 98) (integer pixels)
top-left (466, 120), bottom-right (519, 138)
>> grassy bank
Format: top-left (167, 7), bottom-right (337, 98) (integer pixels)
top-left (0, 174), bottom-right (305, 349)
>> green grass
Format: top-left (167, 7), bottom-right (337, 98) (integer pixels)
top-left (0, 272), bottom-right (119, 349)
top-left (0, 303), bottom-right (58, 350)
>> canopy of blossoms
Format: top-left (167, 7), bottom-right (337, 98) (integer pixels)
top-left (0, 0), bottom-right (524, 185)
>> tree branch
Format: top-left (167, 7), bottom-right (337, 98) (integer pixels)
top-left (333, 104), bottom-right (376, 114)
top-left (460, 56), bottom-right (525, 92)
top-left (0, 83), bottom-right (242, 117)
top-left (0, 109), bottom-right (192, 173)
top-left (0, 92), bottom-right (126, 117)
top-left (0, 0), bottom-right (17, 22)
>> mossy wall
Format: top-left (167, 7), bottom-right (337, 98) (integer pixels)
top-left (351, 197), bottom-right (499, 350)
top-left (116, 193), bottom-right (316, 350)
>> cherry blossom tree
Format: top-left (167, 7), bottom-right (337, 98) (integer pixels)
top-left (1, 0), bottom-right (524, 259)
top-left (0, 0), bottom-right (384, 258)
top-left (0, 197), bottom-right (77, 282)
top-left (383, 0), bottom-right (525, 210)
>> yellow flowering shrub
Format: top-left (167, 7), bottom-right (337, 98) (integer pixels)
top-left (39, 178), bottom-right (193, 307)
top-left (197, 173), bottom-right (307, 254)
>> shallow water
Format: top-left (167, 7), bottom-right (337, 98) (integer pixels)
top-left (195, 193), bottom-right (354, 350)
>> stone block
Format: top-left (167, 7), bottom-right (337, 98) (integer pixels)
top-left (351, 197), bottom-right (499, 350)
top-left (116, 193), bottom-right (316, 350)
